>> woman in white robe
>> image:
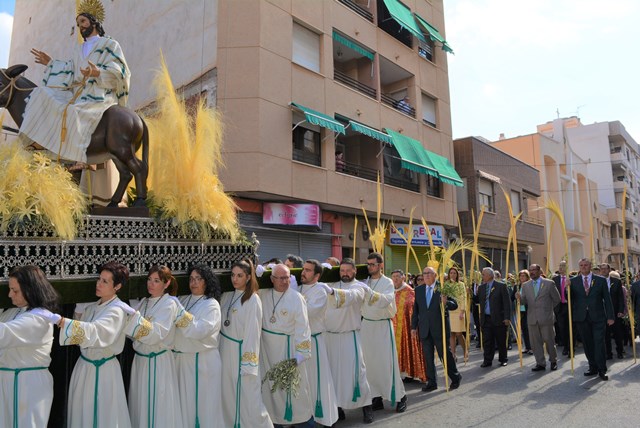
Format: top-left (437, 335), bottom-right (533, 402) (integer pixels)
top-left (173, 265), bottom-right (223, 428)
top-left (0, 266), bottom-right (59, 428)
top-left (57, 261), bottom-right (132, 428)
top-left (124, 265), bottom-right (181, 428)
top-left (220, 259), bottom-right (273, 428)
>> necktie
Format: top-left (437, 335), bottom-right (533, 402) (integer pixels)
top-left (584, 276), bottom-right (590, 296)
top-left (426, 286), bottom-right (433, 307)
top-left (534, 279), bottom-right (540, 297)
top-left (561, 276), bottom-right (566, 303)
top-left (485, 283), bottom-right (491, 314)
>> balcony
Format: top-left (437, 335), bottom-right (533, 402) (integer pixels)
top-left (384, 175), bottom-right (420, 192)
top-left (337, 160), bottom-right (378, 182)
top-left (337, 0), bottom-right (373, 22)
top-left (381, 93), bottom-right (416, 118)
top-left (334, 69), bottom-right (377, 99)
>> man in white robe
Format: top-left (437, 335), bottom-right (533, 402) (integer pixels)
top-left (259, 264), bottom-right (314, 427)
top-left (298, 259), bottom-right (339, 427)
top-left (360, 252), bottom-right (406, 413)
top-left (325, 258), bottom-right (375, 424)
top-left (19, 10), bottom-right (130, 165)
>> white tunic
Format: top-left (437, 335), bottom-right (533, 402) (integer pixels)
top-left (124, 295), bottom-right (181, 428)
top-left (174, 295), bottom-right (223, 428)
top-left (325, 280), bottom-right (372, 409)
top-left (0, 309), bottom-right (53, 428)
top-left (298, 282), bottom-right (339, 427)
top-left (361, 275), bottom-right (405, 403)
top-left (60, 298), bottom-right (131, 428)
top-left (258, 288), bottom-right (313, 425)
top-left (219, 291), bottom-right (273, 428)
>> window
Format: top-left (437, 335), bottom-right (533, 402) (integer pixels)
top-left (478, 179), bottom-right (494, 212)
top-left (421, 94), bottom-right (436, 127)
top-left (383, 145), bottom-right (419, 192)
top-left (292, 126), bottom-right (321, 166)
top-left (418, 39), bottom-right (434, 62)
top-left (293, 22), bottom-right (320, 72)
top-left (426, 174), bottom-right (441, 198)
top-left (510, 190), bottom-right (521, 214)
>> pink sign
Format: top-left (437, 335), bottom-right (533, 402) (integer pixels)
top-left (263, 203), bottom-right (321, 227)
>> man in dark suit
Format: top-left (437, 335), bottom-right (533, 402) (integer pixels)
top-left (471, 280), bottom-right (482, 348)
top-left (600, 263), bottom-right (626, 359)
top-left (477, 267), bottom-right (511, 367)
top-left (553, 261), bottom-right (571, 355)
top-left (631, 278), bottom-right (640, 337)
top-left (569, 258), bottom-right (614, 380)
top-left (411, 266), bottom-right (462, 392)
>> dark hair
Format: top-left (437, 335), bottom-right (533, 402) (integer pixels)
top-left (231, 259), bottom-right (259, 304)
top-left (77, 12), bottom-right (105, 37)
top-left (99, 261), bottom-right (129, 288)
top-left (340, 258), bottom-right (357, 269)
top-left (367, 252), bottom-right (384, 264)
top-left (285, 254), bottom-right (304, 268)
top-left (188, 264), bottom-right (221, 301)
top-left (9, 265), bottom-right (60, 312)
top-left (448, 267), bottom-right (460, 282)
top-left (148, 265), bottom-right (178, 296)
top-left (305, 259), bottom-right (323, 276)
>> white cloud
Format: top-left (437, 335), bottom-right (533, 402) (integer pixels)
top-left (0, 12), bottom-right (13, 68)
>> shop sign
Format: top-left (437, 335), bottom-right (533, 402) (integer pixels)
top-left (389, 224), bottom-right (445, 247)
top-left (263, 203), bottom-right (321, 228)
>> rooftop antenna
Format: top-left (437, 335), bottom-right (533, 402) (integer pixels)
top-left (556, 108), bottom-right (560, 119)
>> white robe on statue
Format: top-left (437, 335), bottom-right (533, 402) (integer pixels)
top-left (174, 295), bottom-right (223, 428)
top-left (219, 291), bottom-right (273, 428)
top-left (258, 288), bottom-right (313, 425)
top-left (0, 309), bottom-right (53, 428)
top-left (298, 282), bottom-right (339, 427)
top-left (325, 280), bottom-right (372, 409)
top-left (124, 295), bottom-right (181, 428)
top-left (60, 298), bottom-right (131, 428)
top-left (360, 275), bottom-right (405, 404)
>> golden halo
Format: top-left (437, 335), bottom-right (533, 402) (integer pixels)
top-left (77, 0), bottom-right (105, 23)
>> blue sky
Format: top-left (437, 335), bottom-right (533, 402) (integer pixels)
top-left (1, 0), bottom-right (639, 143)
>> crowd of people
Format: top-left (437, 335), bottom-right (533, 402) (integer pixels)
top-left (2, 255), bottom-right (640, 427)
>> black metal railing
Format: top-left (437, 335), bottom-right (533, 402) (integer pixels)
top-left (337, 0), bottom-right (374, 22)
top-left (334, 69), bottom-right (377, 99)
top-left (337, 160), bottom-right (378, 181)
top-left (381, 93), bottom-right (416, 118)
top-left (384, 175), bottom-right (420, 192)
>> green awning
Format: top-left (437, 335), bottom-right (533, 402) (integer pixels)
top-left (290, 102), bottom-right (346, 135)
top-left (382, 0), bottom-right (427, 43)
top-left (425, 151), bottom-right (464, 186)
top-left (349, 120), bottom-right (392, 144)
top-left (333, 31), bottom-right (375, 61)
top-left (414, 14), bottom-right (454, 54)
top-left (385, 129), bottom-right (438, 177)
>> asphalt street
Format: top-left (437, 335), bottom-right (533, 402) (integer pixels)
top-left (334, 340), bottom-right (640, 427)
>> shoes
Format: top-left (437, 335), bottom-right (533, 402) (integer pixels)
top-left (371, 396), bottom-right (383, 411)
top-left (402, 377), bottom-right (416, 383)
top-left (395, 395), bottom-right (407, 413)
top-left (524, 349), bottom-right (533, 355)
top-left (422, 383), bottom-right (438, 392)
top-left (362, 405), bottom-right (374, 424)
top-left (562, 349), bottom-right (569, 356)
top-left (337, 407), bottom-right (345, 421)
top-left (531, 365), bottom-right (545, 372)
top-left (584, 370), bottom-right (598, 377)
top-left (450, 374), bottom-right (462, 390)
top-left (617, 353), bottom-right (624, 359)
top-left (598, 371), bottom-right (609, 381)
top-left (499, 362), bottom-right (508, 367)
top-left (480, 362), bottom-right (492, 368)
top-left (550, 362), bottom-right (558, 371)
top-left (476, 343), bottom-right (481, 349)
top-left (508, 344), bottom-right (513, 350)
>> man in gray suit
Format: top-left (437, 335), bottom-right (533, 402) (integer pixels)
top-left (517, 264), bottom-right (561, 372)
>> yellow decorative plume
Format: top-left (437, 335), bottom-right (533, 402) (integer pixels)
top-left (360, 174), bottom-right (387, 253)
top-left (143, 56), bottom-right (239, 241)
top-left (0, 142), bottom-right (87, 239)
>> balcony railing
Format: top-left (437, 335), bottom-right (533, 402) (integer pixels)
top-left (334, 69), bottom-right (377, 99)
top-left (337, 0), bottom-right (373, 22)
top-left (293, 149), bottom-right (321, 167)
top-left (611, 238), bottom-right (624, 247)
top-left (384, 175), bottom-right (420, 192)
top-left (522, 215), bottom-right (544, 225)
top-left (337, 160), bottom-right (378, 181)
top-left (381, 93), bottom-right (416, 118)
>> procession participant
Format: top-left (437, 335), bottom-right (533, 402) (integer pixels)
top-left (19, 0), bottom-right (130, 167)
top-left (1, 266), bottom-right (59, 428)
top-left (512, 270), bottom-right (533, 354)
top-left (552, 261), bottom-right (571, 356)
top-left (570, 258), bottom-right (614, 381)
top-left (360, 253), bottom-right (406, 413)
top-left (259, 264), bottom-right (314, 427)
top-left (122, 265), bottom-right (182, 427)
top-left (173, 264), bottom-right (223, 428)
top-left (325, 258), bottom-right (374, 424)
top-left (411, 266), bottom-right (462, 392)
top-left (445, 267), bottom-right (468, 362)
top-left (219, 259), bottom-right (273, 428)
top-left (392, 271), bottom-right (426, 383)
top-left (600, 263), bottom-right (626, 359)
top-left (478, 267), bottom-right (511, 368)
top-left (57, 261), bottom-right (132, 428)
top-left (299, 259), bottom-right (339, 428)
top-left (517, 264), bottom-right (561, 372)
